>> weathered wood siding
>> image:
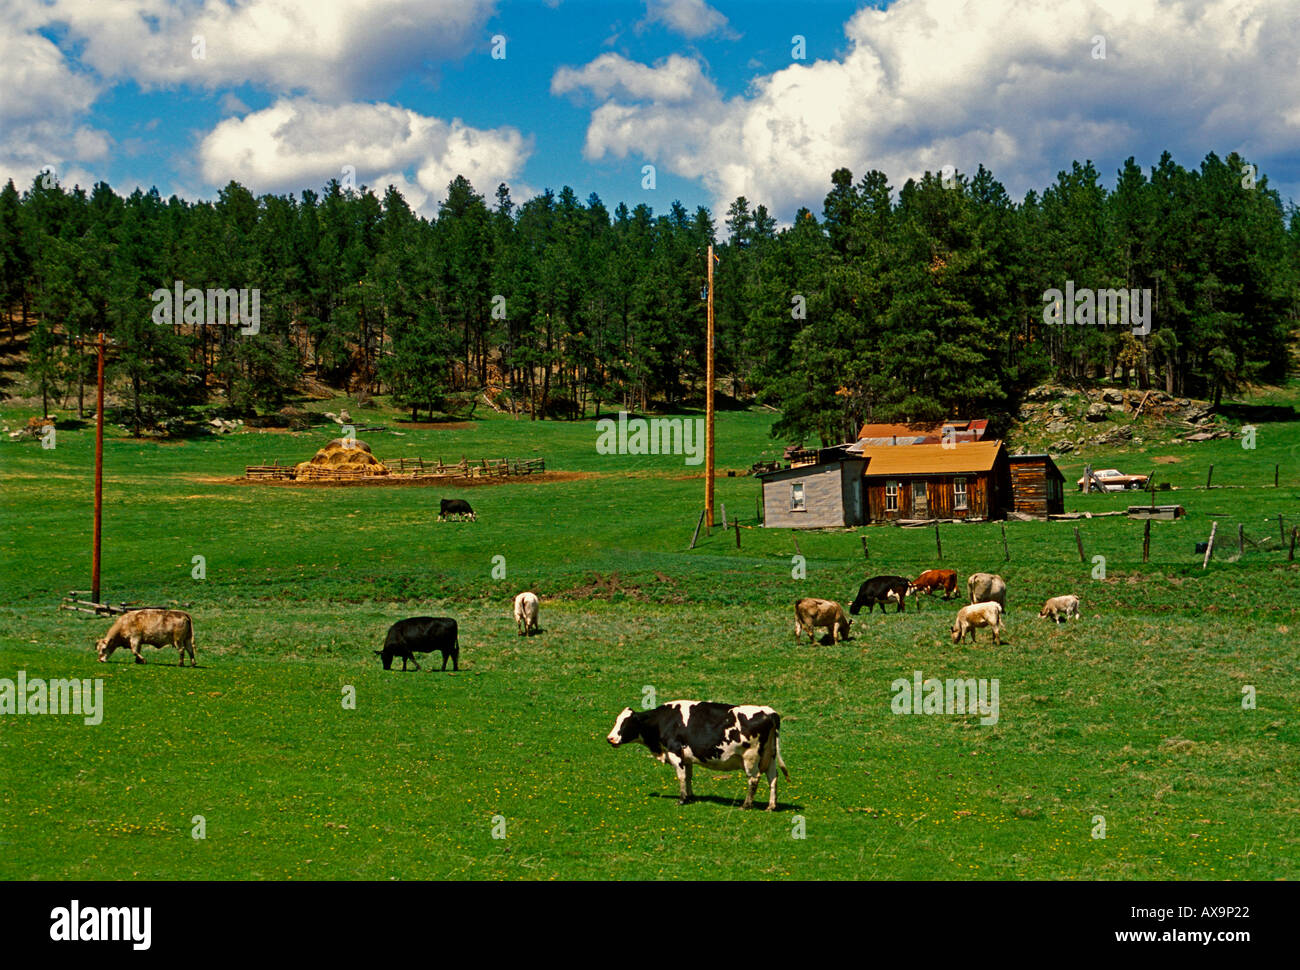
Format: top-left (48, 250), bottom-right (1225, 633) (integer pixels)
top-left (761, 461), bottom-right (865, 529)
top-left (1008, 460), bottom-right (1065, 515)
top-left (865, 473), bottom-right (993, 521)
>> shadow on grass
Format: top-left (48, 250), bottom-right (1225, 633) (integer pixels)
top-left (647, 792), bottom-right (802, 812)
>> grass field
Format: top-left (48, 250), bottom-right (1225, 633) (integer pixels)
top-left (2, 395), bottom-right (1298, 880)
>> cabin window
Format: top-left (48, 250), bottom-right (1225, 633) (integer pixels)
top-left (885, 480), bottom-right (899, 512)
top-left (912, 481), bottom-right (927, 514)
top-left (954, 477), bottom-right (968, 511)
top-left (790, 482), bottom-right (805, 511)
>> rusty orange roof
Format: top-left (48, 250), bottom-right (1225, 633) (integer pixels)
top-left (851, 439), bottom-right (1005, 476)
top-left (856, 418), bottom-right (988, 444)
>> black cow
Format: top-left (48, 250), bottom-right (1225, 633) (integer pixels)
top-left (849, 574), bottom-right (911, 614)
top-left (606, 700), bottom-right (788, 810)
top-left (375, 617), bottom-right (459, 671)
top-left (438, 499), bottom-right (475, 521)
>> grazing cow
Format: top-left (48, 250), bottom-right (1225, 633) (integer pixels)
top-left (438, 498), bottom-right (476, 522)
top-left (951, 601), bottom-right (1005, 644)
top-left (849, 575), bottom-right (911, 615)
top-left (1039, 594), bottom-right (1081, 623)
top-left (967, 572), bottom-right (1007, 610)
top-left (606, 700), bottom-right (789, 810)
top-left (794, 598), bottom-right (851, 643)
top-left (375, 617), bottom-right (459, 671)
top-left (96, 609), bottom-right (196, 666)
top-left (513, 591), bottom-right (539, 636)
top-left (908, 569), bottom-right (958, 600)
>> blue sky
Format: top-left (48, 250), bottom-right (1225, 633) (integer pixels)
top-left (4, 0), bottom-right (1298, 221)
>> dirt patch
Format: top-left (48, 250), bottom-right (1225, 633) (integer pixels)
top-left (1152, 455), bottom-right (1182, 464)
top-left (554, 570), bottom-right (686, 603)
top-left (228, 470), bottom-right (596, 488)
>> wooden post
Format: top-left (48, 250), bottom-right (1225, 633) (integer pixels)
top-left (689, 509), bottom-right (705, 549)
top-left (1238, 523), bottom-right (1245, 557)
top-left (1001, 522), bottom-right (1009, 562)
top-left (734, 521), bottom-right (741, 549)
top-left (720, 502), bottom-right (727, 530)
top-left (1074, 526), bottom-right (1085, 563)
top-left (934, 524), bottom-right (942, 560)
top-left (1290, 527), bottom-right (1297, 562)
top-left (1275, 464), bottom-right (1280, 487)
top-left (704, 244), bottom-right (716, 528)
top-left (1143, 518), bottom-right (1151, 563)
top-left (1202, 521), bottom-right (1218, 569)
top-left (861, 535), bottom-right (869, 560)
top-left (1205, 464), bottom-right (1213, 489)
top-left (1280, 514), bottom-right (1286, 543)
top-left (793, 535), bottom-right (802, 558)
top-left (1083, 464), bottom-right (1092, 495)
top-left (92, 332), bottom-right (104, 604)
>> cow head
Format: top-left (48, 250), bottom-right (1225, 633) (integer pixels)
top-left (950, 623), bottom-right (962, 644)
top-left (606, 708), bottom-right (639, 746)
top-left (374, 649), bottom-right (394, 670)
top-left (95, 637), bottom-right (110, 662)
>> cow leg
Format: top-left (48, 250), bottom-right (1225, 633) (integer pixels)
top-left (410, 655), bottom-right (421, 671)
top-left (765, 761), bottom-right (779, 811)
top-left (671, 757), bottom-right (692, 804)
top-left (130, 636), bottom-right (145, 664)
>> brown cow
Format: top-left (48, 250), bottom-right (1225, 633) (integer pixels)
top-left (794, 598), bottom-right (851, 643)
top-left (908, 569), bottom-right (958, 600)
top-left (96, 609), bottom-right (196, 666)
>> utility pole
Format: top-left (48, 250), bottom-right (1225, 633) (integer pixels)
top-left (705, 244), bottom-right (716, 527)
top-left (92, 332), bottom-right (105, 603)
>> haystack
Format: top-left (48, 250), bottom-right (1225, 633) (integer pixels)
top-left (295, 438), bottom-right (390, 478)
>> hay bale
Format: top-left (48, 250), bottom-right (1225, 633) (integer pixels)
top-left (295, 438), bottom-right (390, 478)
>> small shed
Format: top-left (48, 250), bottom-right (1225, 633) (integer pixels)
top-left (849, 440), bottom-right (1010, 522)
top-left (1007, 454), bottom-right (1066, 516)
top-left (756, 458), bottom-right (867, 529)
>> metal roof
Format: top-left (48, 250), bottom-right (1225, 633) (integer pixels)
top-left (851, 439), bottom-right (1006, 476)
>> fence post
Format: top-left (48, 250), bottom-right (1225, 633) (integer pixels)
top-left (861, 535), bottom-right (869, 560)
top-left (1001, 522), bottom-right (1009, 562)
top-left (793, 535), bottom-right (802, 558)
top-left (734, 521), bottom-right (741, 549)
top-left (1143, 518), bottom-right (1151, 563)
top-left (689, 509), bottom-right (705, 549)
top-left (935, 524), bottom-right (942, 560)
top-left (1290, 527), bottom-right (1298, 562)
top-left (1276, 464), bottom-right (1280, 487)
top-left (720, 503), bottom-right (728, 530)
top-left (1074, 526), bottom-right (1085, 563)
top-left (1202, 521), bottom-right (1218, 569)
top-left (1238, 523), bottom-right (1245, 558)
top-left (1205, 464), bottom-right (1214, 489)
top-left (1280, 514), bottom-right (1286, 543)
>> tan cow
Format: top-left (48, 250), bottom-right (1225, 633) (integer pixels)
top-left (1039, 594), bottom-right (1081, 622)
top-left (794, 598), bottom-right (851, 643)
top-left (96, 609), bottom-right (196, 666)
top-left (951, 601), bottom-right (1005, 644)
top-left (513, 591), bottom-right (539, 636)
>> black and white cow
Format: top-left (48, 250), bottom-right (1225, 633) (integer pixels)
top-left (606, 700), bottom-right (789, 810)
top-left (375, 617), bottom-right (459, 671)
top-left (438, 498), bottom-right (476, 521)
top-left (849, 575), bottom-right (911, 615)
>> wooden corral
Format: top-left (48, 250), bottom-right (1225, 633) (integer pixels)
top-left (1007, 454), bottom-right (1066, 516)
top-left (245, 456), bottom-right (544, 483)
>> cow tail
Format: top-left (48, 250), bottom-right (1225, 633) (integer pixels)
top-left (773, 715), bottom-right (789, 779)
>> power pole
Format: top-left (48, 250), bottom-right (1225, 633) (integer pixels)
top-left (705, 244), bottom-right (716, 527)
top-left (92, 331), bottom-right (105, 603)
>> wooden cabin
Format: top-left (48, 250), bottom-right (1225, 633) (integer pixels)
top-left (756, 458), bottom-right (867, 529)
top-left (851, 440), bottom-right (1010, 522)
top-left (1007, 454), bottom-right (1066, 516)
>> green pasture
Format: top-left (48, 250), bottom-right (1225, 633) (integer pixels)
top-left (1, 397), bottom-right (1298, 879)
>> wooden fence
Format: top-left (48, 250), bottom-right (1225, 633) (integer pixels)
top-left (245, 456), bottom-right (545, 482)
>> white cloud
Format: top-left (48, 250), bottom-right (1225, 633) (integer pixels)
top-left (552, 53), bottom-right (715, 103)
top-left (42, 0), bottom-right (497, 99)
top-left (0, 9), bottom-right (110, 189)
top-left (197, 98), bottom-right (533, 214)
top-left (562, 0), bottom-right (1300, 216)
top-left (641, 0), bottom-right (733, 40)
